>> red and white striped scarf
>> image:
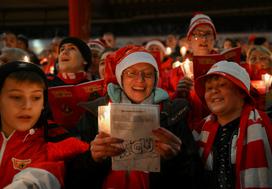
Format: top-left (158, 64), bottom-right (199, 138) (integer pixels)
top-left (195, 104), bottom-right (272, 189)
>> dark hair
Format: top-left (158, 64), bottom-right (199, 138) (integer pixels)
top-left (0, 61), bottom-right (48, 130)
top-left (59, 37), bottom-right (92, 71)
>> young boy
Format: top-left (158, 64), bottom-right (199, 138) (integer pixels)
top-left (194, 60), bottom-right (272, 189)
top-left (0, 61), bottom-right (89, 188)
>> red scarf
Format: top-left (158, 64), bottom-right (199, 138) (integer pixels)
top-left (196, 104), bottom-right (272, 189)
top-left (102, 170), bottom-right (149, 189)
top-left (57, 72), bottom-right (87, 85)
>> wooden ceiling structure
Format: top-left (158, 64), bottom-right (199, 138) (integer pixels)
top-left (1, 0), bottom-right (272, 38)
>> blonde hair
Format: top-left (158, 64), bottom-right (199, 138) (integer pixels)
top-left (246, 45), bottom-right (272, 64)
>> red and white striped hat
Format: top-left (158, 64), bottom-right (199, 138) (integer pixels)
top-left (87, 39), bottom-right (106, 54)
top-left (187, 13), bottom-right (216, 39)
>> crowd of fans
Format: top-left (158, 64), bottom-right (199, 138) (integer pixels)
top-left (0, 12), bottom-right (271, 189)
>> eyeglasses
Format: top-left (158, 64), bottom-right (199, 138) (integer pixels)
top-left (249, 56), bottom-right (270, 63)
top-left (192, 32), bottom-right (213, 40)
top-left (123, 69), bottom-right (155, 79)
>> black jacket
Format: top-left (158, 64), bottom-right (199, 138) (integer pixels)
top-left (65, 95), bottom-right (203, 189)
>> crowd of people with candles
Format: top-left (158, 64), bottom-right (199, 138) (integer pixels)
top-left (0, 12), bottom-right (272, 189)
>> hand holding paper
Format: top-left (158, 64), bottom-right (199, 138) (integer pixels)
top-left (90, 132), bottom-right (124, 162)
top-left (152, 127), bottom-right (182, 159)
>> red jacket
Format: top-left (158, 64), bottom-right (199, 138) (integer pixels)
top-left (0, 129), bottom-right (89, 188)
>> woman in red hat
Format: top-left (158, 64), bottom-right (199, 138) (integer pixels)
top-left (65, 45), bottom-right (203, 189)
top-left (194, 60), bottom-right (272, 189)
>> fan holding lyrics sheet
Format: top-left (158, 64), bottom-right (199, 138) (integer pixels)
top-left (64, 45), bottom-right (202, 189)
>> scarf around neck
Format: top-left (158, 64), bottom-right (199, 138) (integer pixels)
top-left (196, 104), bottom-right (272, 189)
top-left (57, 72), bottom-right (87, 85)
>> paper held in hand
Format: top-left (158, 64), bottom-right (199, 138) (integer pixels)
top-left (98, 103), bottom-right (160, 172)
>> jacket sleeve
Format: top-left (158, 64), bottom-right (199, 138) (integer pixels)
top-left (4, 167), bottom-right (61, 189)
top-left (149, 98), bottom-right (204, 189)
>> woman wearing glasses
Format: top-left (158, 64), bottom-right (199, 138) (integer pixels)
top-left (64, 45), bottom-right (202, 189)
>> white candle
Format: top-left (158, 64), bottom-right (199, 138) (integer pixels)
top-left (182, 58), bottom-right (193, 78)
top-left (180, 46), bottom-right (187, 57)
top-left (98, 104), bottom-right (111, 134)
top-left (23, 55), bottom-right (30, 62)
top-left (262, 73), bottom-right (272, 93)
top-left (165, 47), bottom-right (172, 55)
top-left (172, 60), bottom-right (182, 68)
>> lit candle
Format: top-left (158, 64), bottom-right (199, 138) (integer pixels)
top-left (172, 60), bottom-right (182, 68)
top-left (165, 47), bottom-right (172, 56)
top-left (23, 55), bottom-right (30, 62)
top-left (262, 73), bottom-right (272, 93)
top-left (98, 104), bottom-right (111, 134)
top-left (180, 46), bottom-right (187, 57)
top-left (182, 58), bottom-right (193, 78)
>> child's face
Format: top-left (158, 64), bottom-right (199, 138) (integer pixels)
top-left (204, 76), bottom-right (245, 119)
top-left (58, 43), bottom-right (86, 73)
top-left (0, 78), bottom-right (44, 137)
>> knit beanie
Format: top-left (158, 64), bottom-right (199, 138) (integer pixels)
top-left (187, 13), bottom-right (216, 39)
top-left (59, 37), bottom-right (92, 69)
top-left (88, 39), bottom-right (106, 55)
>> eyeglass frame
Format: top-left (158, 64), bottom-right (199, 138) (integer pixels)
top-left (122, 69), bottom-right (156, 79)
top-left (191, 31), bottom-right (214, 40)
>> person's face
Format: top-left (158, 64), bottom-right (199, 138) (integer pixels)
top-left (0, 78), bottom-right (44, 137)
top-left (166, 35), bottom-right (177, 48)
top-left (58, 43), bottom-right (85, 73)
top-left (147, 44), bottom-right (164, 61)
top-left (17, 39), bottom-right (27, 50)
top-left (91, 50), bottom-right (101, 67)
top-left (2, 33), bottom-right (17, 48)
top-left (248, 50), bottom-right (271, 70)
top-left (103, 34), bottom-right (115, 48)
top-left (122, 63), bottom-right (156, 104)
top-left (99, 51), bottom-right (112, 79)
top-left (223, 40), bottom-right (233, 50)
top-left (188, 25), bottom-right (215, 56)
top-left (204, 76), bottom-right (245, 119)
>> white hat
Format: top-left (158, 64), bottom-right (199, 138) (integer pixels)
top-left (145, 40), bottom-right (166, 54)
top-left (115, 51), bottom-right (159, 88)
top-left (187, 13), bottom-right (216, 39)
top-left (88, 39), bottom-right (105, 54)
top-left (195, 60), bottom-right (252, 102)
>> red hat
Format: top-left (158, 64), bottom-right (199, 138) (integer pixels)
top-left (145, 40), bottom-right (166, 54)
top-left (103, 45), bottom-right (159, 89)
top-left (87, 39), bottom-right (106, 54)
top-left (195, 60), bottom-right (253, 104)
top-left (187, 13), bottom-right (216, 39)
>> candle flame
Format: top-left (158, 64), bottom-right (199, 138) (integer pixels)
top-left (165, 47), bottom-right (172, 55)
top-left (180, 46), bottom-right (187, 57)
